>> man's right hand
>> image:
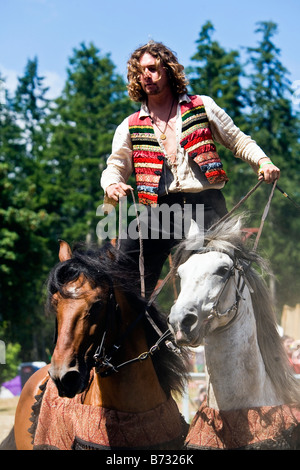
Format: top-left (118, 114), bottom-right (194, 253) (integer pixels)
top-left (106, 182), bottom-right (133, 202)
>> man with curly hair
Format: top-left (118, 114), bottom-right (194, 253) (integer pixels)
top-left (101, 41), bottom-right (280, 296)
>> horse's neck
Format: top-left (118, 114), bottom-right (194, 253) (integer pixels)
top-left (84, 293), bottom-right (167, 412)
top-left (205, 290), bottom-right (282, 410)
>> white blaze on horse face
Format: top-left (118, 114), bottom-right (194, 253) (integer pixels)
top-left (178, 252), bottom-right (233, 311)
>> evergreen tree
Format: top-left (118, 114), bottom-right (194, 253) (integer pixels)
top-left (188, 21), bottom-right (300, 311)
top-left (42, 42), bottom-right (135, 244)
top-left (0, 75), bottom-right (27, 186)
top-left (245, 22), bottom-right (299, 162)
top-left (0, 76), bottom-right (51, 359)
top-left (188, 21), bottom-right (249, 208)
top-left (188, 21), bottom-right (244, 122)
top-left (14, 57), bottom-right (50, 178)
top-left (243, 22), bottom-right (300, 311)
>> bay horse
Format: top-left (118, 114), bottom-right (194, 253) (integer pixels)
top-left (2, 241), bottom-right (188, 450)
top-left (168, 217), bottom-right (300, 450)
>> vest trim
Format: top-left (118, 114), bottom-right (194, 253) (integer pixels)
top-left (128, 95), bottom-right (228, 205)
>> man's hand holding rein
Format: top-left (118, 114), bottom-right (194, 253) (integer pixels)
top-left (106, 182), bottom-right (133, 202)
top-left (258, 157), bottom-right (280, 184)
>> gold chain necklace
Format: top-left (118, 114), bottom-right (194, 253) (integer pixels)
top-left (149, 99), bottom-right (175, 140)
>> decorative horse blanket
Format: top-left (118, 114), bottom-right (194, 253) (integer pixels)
top-left (29, 376), bottom-right (187, 450)
top-left (185, 398), bottom-right (300, 450)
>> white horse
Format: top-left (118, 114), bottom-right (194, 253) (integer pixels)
top-left (168, 217), bottom-right (300, 450)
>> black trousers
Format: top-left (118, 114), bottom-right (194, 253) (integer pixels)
top-left (119, 189), bottom-right (227, 298)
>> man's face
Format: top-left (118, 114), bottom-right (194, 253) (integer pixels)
top-left (139, 53), bottom-right (169, 96)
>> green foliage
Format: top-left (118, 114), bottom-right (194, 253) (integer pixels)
top-left (187, 20), bottom-right (249, 209)
top-left (189, 20), bottom-right (300, 314)
top-left (40, 42), bottom-right (135, 244)
top-left (0, 341), bottom-right (21, 386)
top-left (188, 21), bottom-right (245, 122)
top-left (0, 70), bottom-right (52, 361)
top-left (242, 22), bottom-right (300, 311)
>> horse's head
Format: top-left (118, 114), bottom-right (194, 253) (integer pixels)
top-left (168, 250), bottom-right (241, 347)
top-left (48, 241), bottom-right (113, 398)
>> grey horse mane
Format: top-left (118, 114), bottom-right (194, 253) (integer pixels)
top-left (173, 215), bottom-right (300, 407)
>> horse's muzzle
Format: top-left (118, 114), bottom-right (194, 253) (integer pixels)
top-left (168, 306), bottom-right (199, 346)
top-left (56, 371), bottom-right (82, 398)
top-left (49, 365), bottom-right (89, 398)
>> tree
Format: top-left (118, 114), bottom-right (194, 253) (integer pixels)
top-left (188, 21), bottom-right (245, 122)
top-left (0, 335), bottom-right (21, 386)
top-left (242, 22), bottom-right (300, 311)
top-left (42, 42), bottom-right (135, 244)
top-left (14, 57), bottom-right (50, 180)
top-left (245, 22), bottom-right (299, 159)
top-left (187, 21), bottom-right (250, 209)
top-left (187, 21), bottom-right (300, 312)
top-left (0, 74), bottom-right (52, 361)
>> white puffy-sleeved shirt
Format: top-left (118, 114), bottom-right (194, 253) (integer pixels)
top-left (100, 94), bottom-right (268, 197)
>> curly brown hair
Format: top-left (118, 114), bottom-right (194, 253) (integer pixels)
top-left (127, 41), bottom-right (189, 102)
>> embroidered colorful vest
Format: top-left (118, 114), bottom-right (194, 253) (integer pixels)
top-left (128, 95), bottom-right (229, 205)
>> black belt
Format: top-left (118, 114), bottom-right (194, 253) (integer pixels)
top-left (157, 190), bottom-right (219, 207)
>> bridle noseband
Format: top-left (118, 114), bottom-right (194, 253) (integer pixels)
top-left (205, 252), bottom-right (253, 323)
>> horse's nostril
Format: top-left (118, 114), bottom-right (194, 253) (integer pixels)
top-left (181, 311), bottom-right (198, 329)
top-left (58, 370), bottom-right (81, 397)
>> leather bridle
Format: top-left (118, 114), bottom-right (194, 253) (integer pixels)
top-left (91, 179), bottom-right (276, 376)
top-left (93, 285), bottom-right (179, 377)
top-left (204, 252), bottom-right (253, 323)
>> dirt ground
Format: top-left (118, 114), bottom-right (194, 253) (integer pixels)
top-left (0, 397), bottom-right (19, 444)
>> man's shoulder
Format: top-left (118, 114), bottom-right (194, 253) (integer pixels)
top-left (189, 94), bottom-right (214, 105)
top-left (181, 94), bottom-right (208, 111)
top-left (128, 109), bottom-right (141, 124)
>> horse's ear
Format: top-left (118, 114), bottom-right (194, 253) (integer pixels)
top-left (58, 240), bottom-right (72, 262)
top-left (187, 219), bottom-right (202, 239)
top-left (110, 238), bottom-right (117, 247)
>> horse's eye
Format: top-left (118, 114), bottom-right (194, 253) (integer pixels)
top-left (216, 266), bottom-right (229, 277)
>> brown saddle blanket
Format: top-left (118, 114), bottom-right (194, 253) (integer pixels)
top-left (185, 398), bottom-right (300, 450)
top-left (29, 374), bottom-right (187, 450)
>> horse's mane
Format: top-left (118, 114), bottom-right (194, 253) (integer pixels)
top-left (46, 242), bottom-right (189, 397)
top-left (173, 215), bottom-right (300, 407)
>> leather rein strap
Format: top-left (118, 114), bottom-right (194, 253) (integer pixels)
top-left (93, 181), bottom-right (277, 376)
top-left (92, 189), bottom-right (179, 377)
top-left (204, 180), bottom-right (277, 323)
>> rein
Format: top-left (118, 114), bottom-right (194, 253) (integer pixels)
top-left (93, 180), bottom-right (277, 377)
top-left (146, 179), bottom-right (266, 308)
top-left (203, 180), bottom-right (277, 324)
top-left (92, 189), bottom-right (180, 377)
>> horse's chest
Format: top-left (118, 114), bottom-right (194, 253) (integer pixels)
top-left (185, 399), bottom-right (300, 450)
top-left (29, 377), bottom-right (186, 450)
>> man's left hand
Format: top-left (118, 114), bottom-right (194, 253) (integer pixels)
top-left (258, 159), bottom-right (280, 183)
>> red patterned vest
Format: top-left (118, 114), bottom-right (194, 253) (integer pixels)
top-left (128, 95), bottom-right (229, 205)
